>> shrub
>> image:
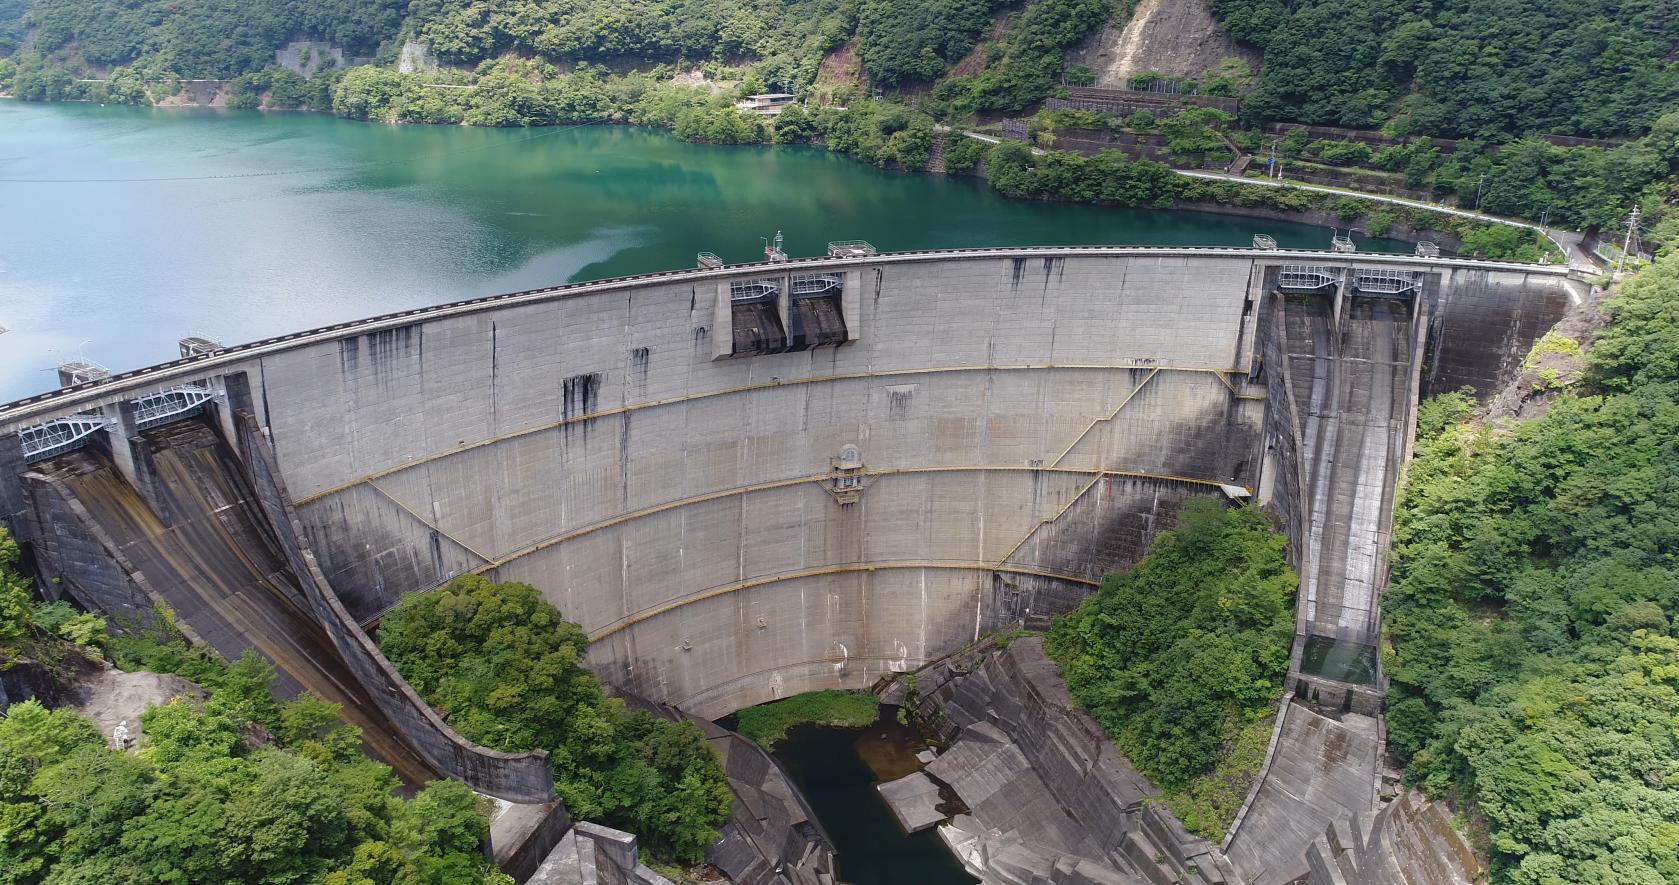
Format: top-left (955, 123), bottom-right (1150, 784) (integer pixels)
top-left (734, 691), bottom-right (880, 747)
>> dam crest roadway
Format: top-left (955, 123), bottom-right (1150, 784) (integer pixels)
top-left (0, 245), bottom-right (1583, 882)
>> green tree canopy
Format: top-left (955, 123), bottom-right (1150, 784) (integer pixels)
top-left (377, 576), bottom-right (732, 863)
top-left (0, 688), bottom-right (507, 885)
top-left (1384, 253), bottom-right (1679, 883)
top-left (855, 0), bottom-right (1001, 85)
top-left (1209, 0), bottom-right (1679, 139)
top-left (1046, 500), bottom-right (1296, 791)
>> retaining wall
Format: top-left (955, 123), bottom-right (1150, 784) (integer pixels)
top-left (232, 410), bottom-right (555, 803)
top-left (264, 253), bottom-right (1269, 717)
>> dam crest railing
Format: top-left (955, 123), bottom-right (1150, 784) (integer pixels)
top-left (0, 245), bottom-right (1569, 429)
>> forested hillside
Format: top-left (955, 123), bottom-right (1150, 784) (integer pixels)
top-left (1383, 256), bottom-right (1679, 883)
top-left (3, 0), bottom-right (1668, 253)
top-left (0, 0), bottom-right (26, 52)
top-left (1210, 0), bottom-right (1679, 139)
top-left (10, 0), bottom-right (1676, 139)
top-left (25, 0), bottom-right (403, 77)
top-left (0, 530), bottom-right (510, 885)
top-left (409, 0), bottom-right (850, 86)
top-left (4, 0), bottom-right (1675, 239)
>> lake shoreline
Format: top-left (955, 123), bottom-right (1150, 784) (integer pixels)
top-left (0, 93), bottom-right (1476, 250)
top-left (0, 102), bottom-right (1409, 402)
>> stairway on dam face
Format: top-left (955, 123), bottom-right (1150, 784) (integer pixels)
top-left (36, 421), bottom-right (436, 786)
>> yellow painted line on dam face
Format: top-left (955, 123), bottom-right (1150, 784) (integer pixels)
top-left (468, 464), bottom-right (1236, 575)
top-left (993, 367), bottom-right (1164, 568)
top-left (585, 560), bottom-right (1100, 642)
top-left (667, 656), bottom-right (920, 709)
top-left (354, 463), bottom-right (1243, 628)
top-left (995, 472), bottom-right (1108, 571)
top-left (295, 362), bottom-right (1245, 505)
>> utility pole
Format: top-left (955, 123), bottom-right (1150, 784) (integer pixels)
top-left (1617, 205), bottom-right (1642, 273)
top-left (1474, 173), bottom-right (1487, 211)
top-left (1267, 139), bottom-right (1278, 179)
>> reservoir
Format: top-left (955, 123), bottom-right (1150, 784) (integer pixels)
top-left (0, 102), bottom-right (1398, 401)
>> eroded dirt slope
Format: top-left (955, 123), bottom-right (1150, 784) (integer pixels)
top-left (1066, 0), bottom-right (1258, 86)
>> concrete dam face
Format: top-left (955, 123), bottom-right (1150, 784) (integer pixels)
top-left (0, 248), bottom-right (1576, 799)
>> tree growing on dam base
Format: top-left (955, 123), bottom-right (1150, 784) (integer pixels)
top-left (377, 576), bottom-right (732, 864)
top-left (1045, 500), bottom-right (1296, 838)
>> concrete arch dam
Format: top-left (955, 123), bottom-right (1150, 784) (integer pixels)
top-left (0, 248), bottom-right (1577, 791)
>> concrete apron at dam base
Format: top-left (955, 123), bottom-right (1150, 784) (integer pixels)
top-left (0, 247), bottom-right (1582, 883)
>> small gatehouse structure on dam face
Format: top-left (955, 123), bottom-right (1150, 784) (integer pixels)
top-left (0, 246), bottom-right (1584, 882)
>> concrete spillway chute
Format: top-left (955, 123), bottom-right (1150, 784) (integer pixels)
top-left (721, 269), bottom-right (855, 356)
top-left (18, 412), bottom-right (109, 462)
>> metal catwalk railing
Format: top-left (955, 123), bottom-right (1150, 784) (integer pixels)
top-left (1278, 265), bottom-right (1344, 291)
top-left (19, 413), bottom-right (107, 462)
top-left (132, 385), bottom-right (215, 430)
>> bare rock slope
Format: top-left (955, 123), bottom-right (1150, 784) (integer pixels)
top-left (1067, 0), bottom-right (1259, 86)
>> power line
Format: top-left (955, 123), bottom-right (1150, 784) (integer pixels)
top-left (1617, 205), bottom-right (1642, 273)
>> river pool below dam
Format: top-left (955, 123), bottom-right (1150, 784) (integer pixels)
top-left (722, 705), bottom-right (977, 885)
top-left (0, 101), bottom-right (1408, 401)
